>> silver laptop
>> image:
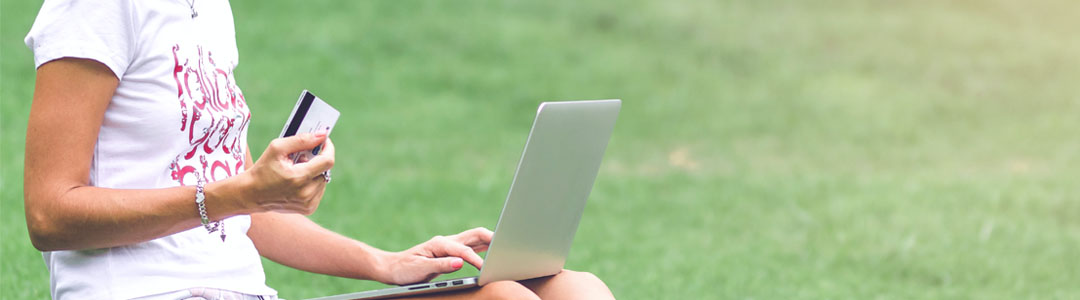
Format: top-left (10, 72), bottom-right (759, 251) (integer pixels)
top-left (307, 99), bottom-right (621, 300)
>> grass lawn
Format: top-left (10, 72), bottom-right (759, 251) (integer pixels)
top-left (3, 0), bottom-right (1080, 298)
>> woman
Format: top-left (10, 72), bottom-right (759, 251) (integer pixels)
top-left (23, 0), bottom-right (614, 299)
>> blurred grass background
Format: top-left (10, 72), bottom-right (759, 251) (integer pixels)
top-left (3, 0), bottom-right (1080, 298)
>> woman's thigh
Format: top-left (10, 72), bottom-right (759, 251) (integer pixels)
top-left (518, 270), bottom-right (614, 300)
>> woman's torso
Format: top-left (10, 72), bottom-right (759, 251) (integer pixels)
top-left (25, 0), bottom-right (274, 298)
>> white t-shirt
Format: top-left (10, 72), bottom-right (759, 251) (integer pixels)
top-left (25, 0), bottom-right (275, 299)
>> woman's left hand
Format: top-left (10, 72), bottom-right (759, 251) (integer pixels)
top-left (375, 227), bottom-right (494, 285)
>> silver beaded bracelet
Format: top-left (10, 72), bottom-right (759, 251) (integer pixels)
top-left (195, 179), bottom-right (226, 242)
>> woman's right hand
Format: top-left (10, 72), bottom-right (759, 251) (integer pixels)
top-left (217, 132), bottom-right (335, 215)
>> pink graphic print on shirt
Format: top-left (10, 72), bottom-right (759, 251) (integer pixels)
top-left (168, 44), bottom-right (250, 187)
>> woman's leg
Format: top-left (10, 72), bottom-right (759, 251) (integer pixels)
top-left (519, 270), bottom-right (615, 300)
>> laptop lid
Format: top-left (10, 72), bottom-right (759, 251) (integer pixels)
top-left (477, 99), bottom-right (621, 285)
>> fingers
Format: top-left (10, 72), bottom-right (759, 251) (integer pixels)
top-left (403, 256), bottom-right (464, 285)
top-left (267, 132), bottom-right (328, 159)
top-left (470, 244), bottom-right (489, 254)
top-left (452, 227), bottom-right (494, 251)
top-left (297, 156), bottom-right (333, 179)
top-left (384, 252), bottom-right (465, 285)
top-left (248, 135), bottom-right (332, 214)
top-left (428, 235), bottom-right (485, 269)
top-left (450, 244), bottom-right (485, 270)
top-left (295, 138), bottom-right (335, 177)
top-left (390, 229), bottom-right (494, 285)
top-left (320, 138), bottom-right (335, 159)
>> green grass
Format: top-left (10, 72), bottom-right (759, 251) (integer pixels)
top-left (4, 0), bottom-right (1080, 298)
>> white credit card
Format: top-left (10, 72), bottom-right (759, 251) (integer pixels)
top-left (279, 90), bottom-right (340, 163)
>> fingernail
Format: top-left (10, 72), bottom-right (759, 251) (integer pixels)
top-left (451, 258), bottom-right (463, 269)
top-left (314, 129), bottom-right (329, 137)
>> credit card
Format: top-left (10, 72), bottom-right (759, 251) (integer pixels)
top-left (279, 90), bottom-right (340, 163)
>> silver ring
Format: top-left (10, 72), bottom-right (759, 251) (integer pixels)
top-left (321, 170), bottom-right (331, 183)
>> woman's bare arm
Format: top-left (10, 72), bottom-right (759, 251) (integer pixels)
top-left (24, 58), bottom-right (333, 251)
top-left (246, 140), bottom-right (484, 282)
top-left (245, 140), bottom-right (491, 284)
top-left (249, 210), bottom-right (493, 285)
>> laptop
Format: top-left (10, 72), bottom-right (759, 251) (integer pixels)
top-left (307, 99), bottom-right (621, 300)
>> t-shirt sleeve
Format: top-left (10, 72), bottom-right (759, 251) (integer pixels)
top-left (24, 0), bottom-right (135, 79)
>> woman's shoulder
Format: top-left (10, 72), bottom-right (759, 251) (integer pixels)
top-left (26, 0), bottom-right (238, 80)
top-left (25, 0), bottom-right (141, 79)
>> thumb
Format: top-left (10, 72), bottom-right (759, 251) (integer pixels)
top-left (427, 257), bottom-right (465, 275)
top-left (269, 132), bottom-right (327, 157)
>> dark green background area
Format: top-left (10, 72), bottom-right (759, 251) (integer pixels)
top-left (3, 1), bottom-right (1080, 298)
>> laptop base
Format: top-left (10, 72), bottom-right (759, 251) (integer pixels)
top-left (307, 277), bottom-right (478, 300)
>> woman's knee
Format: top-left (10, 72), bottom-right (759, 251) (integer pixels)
top-left (476, 280), bottom-right (540, 300)
top-left (516, 270), bottom-right (614, 300)
top-left (556, 270), bottom-right (603, 285)
top-left (548, 270), bottom-right (608, 289)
